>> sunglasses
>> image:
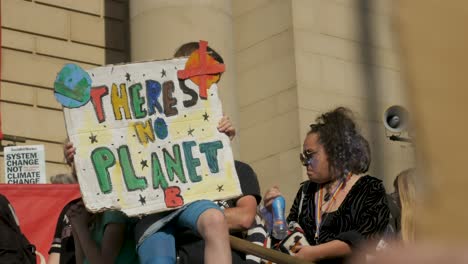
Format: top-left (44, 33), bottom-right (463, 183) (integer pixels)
top-left (299, 150), bottom-right (315, 167)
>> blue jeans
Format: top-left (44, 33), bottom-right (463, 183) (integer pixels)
top-left (137, 200), bottom-right (222, 264)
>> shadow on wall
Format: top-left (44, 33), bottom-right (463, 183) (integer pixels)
top-left (104, 0), bottom-right (130, 64)
top-left (356, 0), bottom-right (384, 178)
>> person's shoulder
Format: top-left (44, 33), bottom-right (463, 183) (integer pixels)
top-left (299, 180), bottom-right (317, 189)
top-left (234, 160), bottom-right (256, 176)
top-left (63, 198), bottom-right (81, 210)
top-left (358, 175), bottom-right (386, 192)
top-left (360, 175), bottom-right (383, 184)
top-left (233, 160), bottom-right (261, 204)
top-left (0, 194), bottom-right (16, 224)
top-left (57, 198), bottom-right (81, 218)
top-left (299, 180), bottom-right (308, 190)
top-left (0, 193), bottom-right (10, 206)
top-left (296, 180), bottom-right (317, 196)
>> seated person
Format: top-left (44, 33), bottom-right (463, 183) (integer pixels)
top-left (263, 107), bottom-right (390, 263)
top-left (134, 41), bottom-right (237, 264)
top-left (47, 170), bottom-right (79, 264)
top-left (134, 114), bottom-right (236, 264)
top-left (379, 168), bottom-right (416, 249)
top-left (47, 197), bottom-right (79, 264)
top-left (0, 193), bottom-right (36, 264)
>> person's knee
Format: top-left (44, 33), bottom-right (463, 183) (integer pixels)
top-left (137, 231), bottom-right (176, 264)
top-left (197, 208), bottom-right (228, 238)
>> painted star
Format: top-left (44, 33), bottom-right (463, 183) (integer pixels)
top-left (217, 185), bottom-right (224, 192)
top-left (203, 112), bottom-right (209, 121)
top-left (138, 194), bottom-right (146, 205)
top-left (187, 127), bottom-right (195, 136)
top-left (140, 160), bottom-right (148, 170)
top-left (161, 69), bottom-right (167, 78)
top-left (125, 73), bottom-right (131, 81)
top-left (89, 133), bottom-right (98, 143)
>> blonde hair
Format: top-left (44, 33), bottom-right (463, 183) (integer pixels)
top-left (396, 169), bottom-right (416, 242)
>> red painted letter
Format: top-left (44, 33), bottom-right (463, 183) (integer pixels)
top-left (164, 186), bottom-right (184, 208)
top-left (90, 86), bottom-right (109, 123)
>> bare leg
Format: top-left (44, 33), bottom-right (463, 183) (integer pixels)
top-left (197, 208), bottom-right (232, 264)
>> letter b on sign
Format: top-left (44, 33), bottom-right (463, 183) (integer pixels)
top-left (164, 186), bottom-right (184, 208)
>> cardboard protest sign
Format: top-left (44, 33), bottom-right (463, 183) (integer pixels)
top-left (53, 43), bottom-right (241, 216)
top-left (4, 145), bottom-right (47, 184)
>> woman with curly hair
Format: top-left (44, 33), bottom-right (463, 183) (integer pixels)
top-left (264, 107), bottom-right (390, 263)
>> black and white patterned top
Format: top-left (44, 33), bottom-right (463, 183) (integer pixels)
top-left (287, 175), bottom-right (390, 248)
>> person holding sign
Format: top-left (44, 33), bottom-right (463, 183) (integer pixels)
top-left (132, 43), bottom-right (237, 264)
top-left (173, 42), bottom-right (262, 264)
top-left (133, 116), bottom-right (234, 264)
top-left (263, 107), bottom-right (390, 263)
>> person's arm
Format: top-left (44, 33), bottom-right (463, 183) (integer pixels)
top-left (295, 240), bottom-right (352, 261)
top-left (46, 253), bottom-right (60, 264)
top-left (68, 203), bottom-right (125, 264)
top-left (286, 183), bottom-right (308, 223)
top-left (225, 161), bottom-right (262, 231)
top-left (47, 204), bottom-right (68, 264)
top-left (224, 195), bottom-right (258, 231)
top-left (64, 141), bottom-right (76, 165)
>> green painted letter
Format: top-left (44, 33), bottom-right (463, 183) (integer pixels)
top-left (118, 145), bottom-right (147, 191)
top-left (163, 144), bottom-right (187, 183)
top-left (152, 152), bottom-right (168, 190)
top-left (129, 83), bottom-right (147, 119)
top-left (91, 147), bottom-right (116, 194)
top-left (199, 140), bottom-right (223, 173)
top-left (182, 141), bottom-right (202, 182)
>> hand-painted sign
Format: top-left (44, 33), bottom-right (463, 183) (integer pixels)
top-left (54, 50), bottom-right (241, 216)
top-left (4, 145), bottom-right (47, 184)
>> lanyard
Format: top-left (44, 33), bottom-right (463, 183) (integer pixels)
top-left (314, 176), bottom-right (349, 243)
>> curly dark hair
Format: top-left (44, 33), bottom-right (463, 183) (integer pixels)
top-left (308, 107), bottom-right (371, 178)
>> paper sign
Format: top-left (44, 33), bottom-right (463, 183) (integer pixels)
top-left (54, 55), bottom-right (241, 216)
top-left (4, 145), bottom-right (47, 184)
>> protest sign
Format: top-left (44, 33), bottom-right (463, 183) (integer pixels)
top-left (54, 43), bottom-right (241, 216)
top-left (4, 145), bottom-right (46, 184)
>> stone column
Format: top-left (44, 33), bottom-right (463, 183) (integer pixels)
top-left (129, 0), bottom-right (239, 156)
